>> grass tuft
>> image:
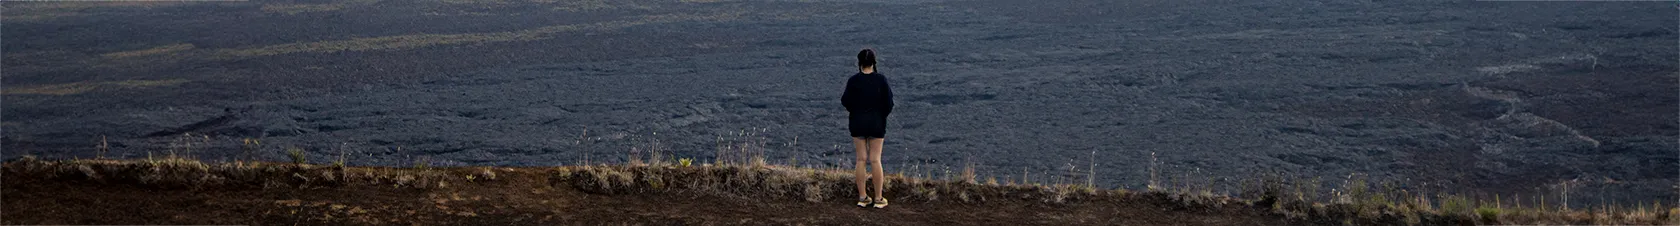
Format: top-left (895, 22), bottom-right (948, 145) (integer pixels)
top-left (284, 147), bottom-right (307, 165)
top-left (1476, 207), bottom-right (1502, 223)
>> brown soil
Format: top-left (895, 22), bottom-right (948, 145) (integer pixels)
top-left (0, 160), bottom-right (1318, 225)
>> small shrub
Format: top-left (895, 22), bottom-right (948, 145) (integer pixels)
top-left (678, 158), bottom-right (693, 167)
top-left (1369, 194), bottom-right (1390, 210)
top-left (1442, 194), bottom-right (1472, 215)
top-left (1476, 207), bottom-right (1502, 222)
top-left (285, 147), bottom-right (307, 164)
top-left (1344, 174), bottom-right (1368, 204)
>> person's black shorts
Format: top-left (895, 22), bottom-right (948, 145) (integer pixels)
top-left (849, 114), bottom-right (887, 138)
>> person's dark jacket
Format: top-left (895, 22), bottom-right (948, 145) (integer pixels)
top-left (842, 72), bottom-right (894, 137)
top-left (842, 72), bottom-right (894, 116)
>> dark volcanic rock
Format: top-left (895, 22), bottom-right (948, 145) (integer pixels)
top-left (2, 0), bottom-right (1673, 206)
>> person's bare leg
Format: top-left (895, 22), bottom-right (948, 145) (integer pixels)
top-left (852, 137), bottom-right (869, 200)
top-left (869, 138), bottom-right (886, 200)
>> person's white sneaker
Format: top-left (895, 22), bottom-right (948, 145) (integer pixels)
top-left (871, 197), bottom-right (889, 208)
top-left (857, 197), bottom-right (872, 207)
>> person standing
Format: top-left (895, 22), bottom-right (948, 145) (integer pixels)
top-left (842, 48), bottom-right (894, 208)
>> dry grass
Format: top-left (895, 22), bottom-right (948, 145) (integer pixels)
top-left (560, 163), bottom-right (1122, 206)
top-left (1239, 172), bottom-right (1677, 225)
top-left (713, 128), bottom-right (770, 167)
top-left (5, 156), bottom-right (452, 190)
top-left (6, 156), bottom-right (1671, 225)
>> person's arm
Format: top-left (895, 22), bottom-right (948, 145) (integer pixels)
top-left (881, 78), bottom-right (894, 117)
top-left (841, 78), bottom-right (857, 113)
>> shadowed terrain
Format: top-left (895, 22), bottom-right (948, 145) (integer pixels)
top-left (13, 158), bottom-right (1672, 225)
top-left (3, 0), bottom-right (1675, 208)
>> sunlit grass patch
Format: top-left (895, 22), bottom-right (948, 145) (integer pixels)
top-left (100, 44), bottom-right (196, 58)
top-left (3, 79), bottom-right (190, 96)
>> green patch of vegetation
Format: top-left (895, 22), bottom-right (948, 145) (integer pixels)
top-left (285, 147), bottom-right (307, 164)
top-left (1476, 207), bottom-right (1502, 222)
top-left (1441, 194), bottom-right (1472, 215)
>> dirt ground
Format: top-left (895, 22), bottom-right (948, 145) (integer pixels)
top-left (2, 164), bottom-right (1301, 226)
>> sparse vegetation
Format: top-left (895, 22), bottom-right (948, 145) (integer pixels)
top-left (412, 155), bottom-right (432, 169)
top-left (333, 143), bottom-right (350, 168)
top-left (713, 128), bottom-right (770, 167)
top-left (7, 155), bottom-right (449, 190)
top-left (285, 147), bottom-right (307, 164)
top-left (5, 117), bottom-right (1670, 225)
top-left (1477, 206), bottom-right (1503, 222)
top-left (96, 135), bottom-right (109, 159)
top-left (239, 138), bottom-right (262, 162)
top-left (959, 156), bottom-right (976, 184)
top-left (166, 133), bottom-right (210, 159)
top-left (3, 155), bottom-right (1672, 225)
top-left (1147, 152), bottom-right (1160, 191)
top-left (1442, 194), bottom-right (1473, 215)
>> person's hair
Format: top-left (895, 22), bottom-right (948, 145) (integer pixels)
top-left (857, 49), bottom-right (876, 68)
